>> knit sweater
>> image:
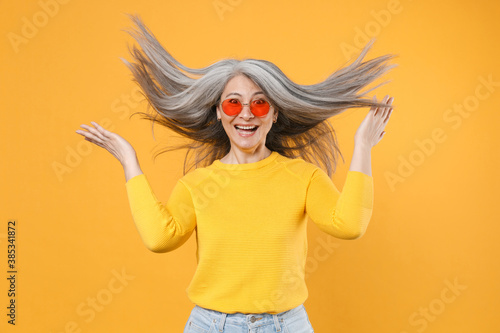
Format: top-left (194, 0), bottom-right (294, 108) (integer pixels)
top-left (125, 150), bottom-right (373, 314)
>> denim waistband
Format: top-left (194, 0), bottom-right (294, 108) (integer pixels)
top-left (192, 303), bottom-right (305, 332)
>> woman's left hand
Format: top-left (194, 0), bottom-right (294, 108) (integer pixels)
top-left (354, 95), bottom-right (394, 149)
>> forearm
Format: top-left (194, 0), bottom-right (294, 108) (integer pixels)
top-left (306, 166), bottom-right (373, 240)
top-left (334, 170), bottom-right (373, 239)
top-left (122, 156), bottom-right (143, 182)
top-left (125, 174), bottom-right (195, 252)
top-left (349, 144), bottom-right (372, 177)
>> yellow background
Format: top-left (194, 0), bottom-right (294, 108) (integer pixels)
top-left (1, 0), bottom-right (499, 332)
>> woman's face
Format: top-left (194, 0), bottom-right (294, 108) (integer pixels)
top-left (216, 74), bottom-right (278, 154)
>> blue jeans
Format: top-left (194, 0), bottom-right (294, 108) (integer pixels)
top-left (183, 303), bottom-right (314, 333)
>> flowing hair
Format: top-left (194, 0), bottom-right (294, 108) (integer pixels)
top-left (120, 13), bottom-right (397, 177)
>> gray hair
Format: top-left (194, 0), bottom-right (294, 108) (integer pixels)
top-left (121, 13), bottom-right (397, 176)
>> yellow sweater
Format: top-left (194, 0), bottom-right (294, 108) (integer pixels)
top-left (125, 151), bottom-right (373, 314)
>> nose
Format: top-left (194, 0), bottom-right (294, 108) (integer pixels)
top-left (238, 102), bottom-right (254, 119)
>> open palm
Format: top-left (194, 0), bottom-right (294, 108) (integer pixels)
top-left (75, 121), bottom-right (137, 166)
top-left (354, 95), bottom-right (394, 148)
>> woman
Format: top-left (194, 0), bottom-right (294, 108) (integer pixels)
top-left (76, 14), bottom-right (395, 333)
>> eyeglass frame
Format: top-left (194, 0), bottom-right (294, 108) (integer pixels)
top-left (218, 96), bottom-right (274, 118)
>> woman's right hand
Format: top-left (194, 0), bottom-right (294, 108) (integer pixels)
top-left (75, 121), bottom-right (138, 167)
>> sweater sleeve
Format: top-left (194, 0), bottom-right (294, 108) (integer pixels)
top-left (305, 169), bottom-right (373, 240)
top-left (125, 173), bottom-right (196, 252)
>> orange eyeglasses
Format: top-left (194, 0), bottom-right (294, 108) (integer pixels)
top-left (220, 98), bottom-right (273, 117)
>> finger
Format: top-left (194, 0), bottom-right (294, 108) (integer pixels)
top-left (91, 121), bottom-right (114, 139)
top-left (383, 107), bottom-right (393, 123)
top-left (378, 96), bottom-right (392, 118)
top-left (79, 125), bottom-right (106, 144)
top-left (82, 133), bottom-right (105, 147)
top-left (381, 98), bottom-right (391, 118)
top-left (88, 122), bottom-right (109, 141)
top-left (84, 136), bottom-right (106, 149)
top-left (80, 124), bottom-right (107, 143)
top-left (382, 95), bottom-right (390, 113)
top-left (374, 95), bottom-right (390, 118)
top-left (369, 95), bottom-right (377, 112)
top-left (385, 97), bottom-right (393, 109)
top-left (384, 97), bottom-right (394, 120)
top-left (76, 126), bottom-right (97, 139)
top-left (372, 95), bottom-right (381, 115)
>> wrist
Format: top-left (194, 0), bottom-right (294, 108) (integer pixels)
top-left (123, 160), bottom-right (143, 183)
top-left (353, 142), bottom-right (372, 153)
top-left (121, 155), bottom-right (139, 168)
top-left (350, 143), bottom-right (372, 176)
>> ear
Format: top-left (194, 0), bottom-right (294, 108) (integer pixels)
top-left (216, 105), bottom-right (221, 120)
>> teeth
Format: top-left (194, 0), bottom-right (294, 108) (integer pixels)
top-left (235, 125), bottom-right (256, 130)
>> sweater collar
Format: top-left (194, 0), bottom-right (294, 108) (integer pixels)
top-left (212, 151), bottom-right (280, 171)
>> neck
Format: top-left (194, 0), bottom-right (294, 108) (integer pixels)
top-left (220, 147), bottom-right (272, 165)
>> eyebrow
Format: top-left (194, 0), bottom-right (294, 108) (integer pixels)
top-left (224, 91), bottom-right (265, 99)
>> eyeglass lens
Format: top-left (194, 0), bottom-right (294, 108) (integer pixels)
top-left (221, 99), bottom-right (270, 117)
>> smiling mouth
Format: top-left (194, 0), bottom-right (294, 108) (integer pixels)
top-left (234, 125), bottom-right (258, 133)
